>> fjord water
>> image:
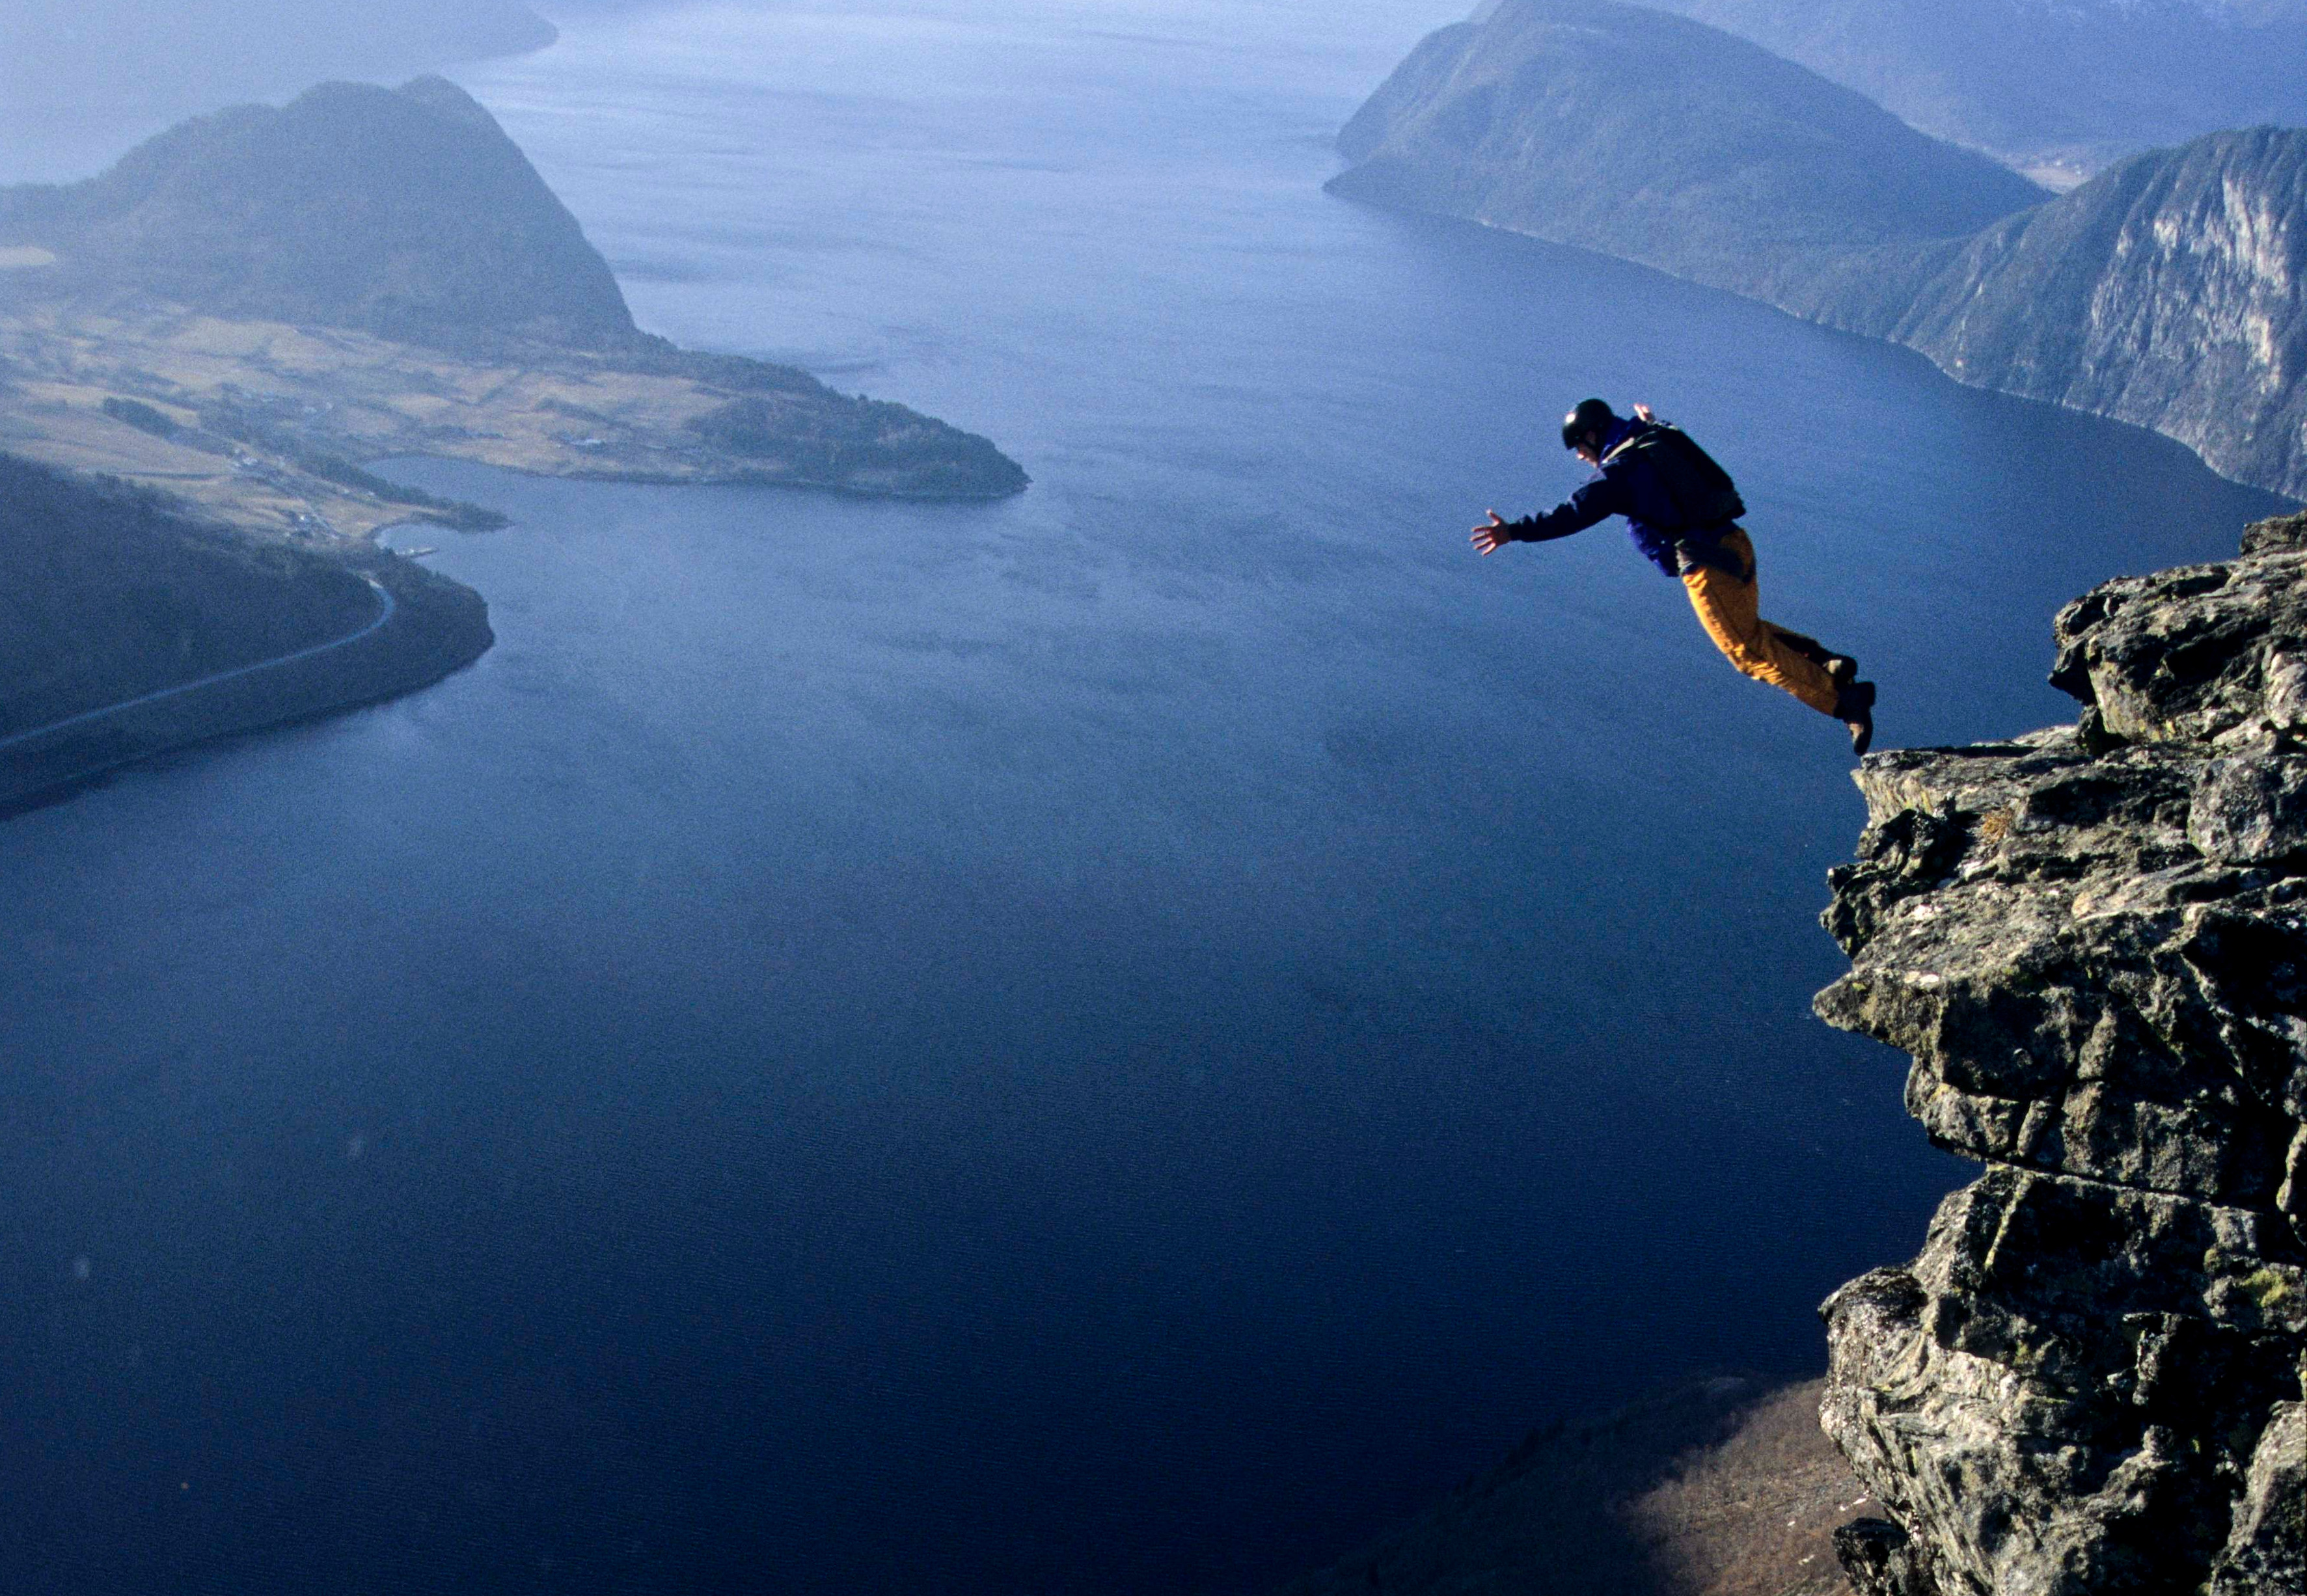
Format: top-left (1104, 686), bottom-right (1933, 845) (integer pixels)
top-left (3, 3), bottom-right (2293, 1591)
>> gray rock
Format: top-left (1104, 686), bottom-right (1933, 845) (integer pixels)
top-left (1836, 1516), bottom-right (1945, 1596)
top-left (2215, 1402), bottom-right (2307, 1595)
top-left (1818, 519), bottom-right (2307, 1595)
top-left (2191, 759), bottom-right (2307, 866)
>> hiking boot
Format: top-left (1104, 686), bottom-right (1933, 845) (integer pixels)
top-left (1836, 680), bottom-right (1877, 757)
top-left (1824, 654), bottom-right (1858, 687)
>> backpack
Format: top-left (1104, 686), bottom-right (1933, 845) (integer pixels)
top-left (1608, 424), bottom-right (1745, 532)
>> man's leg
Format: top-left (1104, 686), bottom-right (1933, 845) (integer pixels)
top-left (1762, 623), bottom-right (1829, 666)
top-left (1766, 623), bottom-right (1859, 686)
top-left (1680, 530), bottom-right (1843, 716)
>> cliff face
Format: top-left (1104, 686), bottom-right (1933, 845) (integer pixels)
top-left (1807, 130), bottom-right (2307, 504)
top-left (1329, 0), bottom-right (2043, 304)
top-left (1814, 509), bottom-right (2307, 1595)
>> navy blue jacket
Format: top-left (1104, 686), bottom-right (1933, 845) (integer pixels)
top-left (1505, 417), bottom-right (1738, 578)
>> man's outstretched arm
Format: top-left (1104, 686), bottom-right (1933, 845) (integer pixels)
top-left (1469, 476), bottom-right (1626, 557)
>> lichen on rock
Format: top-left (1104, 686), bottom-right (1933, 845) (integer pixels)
top-left (1816, 507), bottom-right (2307, 1595)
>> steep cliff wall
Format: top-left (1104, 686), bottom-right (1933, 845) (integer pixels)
top-left (1801, 129), bottom-right (2307, 504)
top-left (1815, 509), bottom-right (2307, 1595)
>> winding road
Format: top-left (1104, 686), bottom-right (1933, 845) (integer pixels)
top-left (0, 574), bottom-right (396, 755)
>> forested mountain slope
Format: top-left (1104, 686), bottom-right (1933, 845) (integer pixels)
top-left (1801, 129), bottom-right (2307, 502)
top-left (1333, 0), bottom-right (2045, 303)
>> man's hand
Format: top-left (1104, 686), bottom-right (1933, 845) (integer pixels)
top-left (1471, 511), bottom-right (1514, 557)
top-left (1633, 402), bottom-right (1655, 422)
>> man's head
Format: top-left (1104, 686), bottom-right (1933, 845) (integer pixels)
top-left (1561, 398), bottom-right (1616, 464)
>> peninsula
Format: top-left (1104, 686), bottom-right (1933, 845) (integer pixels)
top-left (0, 75), bottom-right (1026, 804)
top-left (0, 75), bottom-right (1030, 533)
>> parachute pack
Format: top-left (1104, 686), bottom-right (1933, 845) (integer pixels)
top-left (1607, 424), bottom-right (1745, 532)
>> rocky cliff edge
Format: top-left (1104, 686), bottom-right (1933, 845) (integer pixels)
top-left (1816, 509), bottom-right (2307, 1595)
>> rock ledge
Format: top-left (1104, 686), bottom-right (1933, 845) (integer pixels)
top-left (1816, 509), bottom-right (2307, 1595)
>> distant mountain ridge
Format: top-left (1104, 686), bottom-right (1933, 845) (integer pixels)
top-left (1637, 0), bottom-right (2307, 177)
top-left (1336, 0), bottom-right (2307, 500)
top-left (1333, 0), bottom-right (2045, 304)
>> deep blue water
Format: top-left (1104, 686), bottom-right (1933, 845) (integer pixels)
top-left (1, 4), bottom-right (2293, 1592)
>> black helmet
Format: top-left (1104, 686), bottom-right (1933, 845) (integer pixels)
top-left (1561, 398), bottom-right (1615, 451)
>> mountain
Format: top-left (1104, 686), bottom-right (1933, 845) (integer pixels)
top-left (1336, 5), bottom-right (2307, 501)
top-left (1331, 0), bottom-right (2045, 305)
top-left (0, 78), bottom-right (1030, 502)
top-left (1803, 129), bottom-right (2307, 504)
top-left (0, 77), bottom-right (635, 350)
top-left (1816, 507), bottom-right (2307, 1595)
top-left (1635, 0), bottom-right (2307, 178)
top-left (0, 70), bottom-right (1028, 803)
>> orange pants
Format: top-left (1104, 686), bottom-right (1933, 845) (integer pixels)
top-left (1679, 528), bottom-right (1842, 717)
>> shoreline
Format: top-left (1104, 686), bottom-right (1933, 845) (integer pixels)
top-left (0, 302), bottom-right (1030, 542)
top-left (0, 509), bottom-right (493, 814)
top-left (1357, 200), bottom-right (2306, 510)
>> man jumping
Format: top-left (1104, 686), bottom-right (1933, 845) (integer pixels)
top-left (1472, 398), bottom-right (1877, 754)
